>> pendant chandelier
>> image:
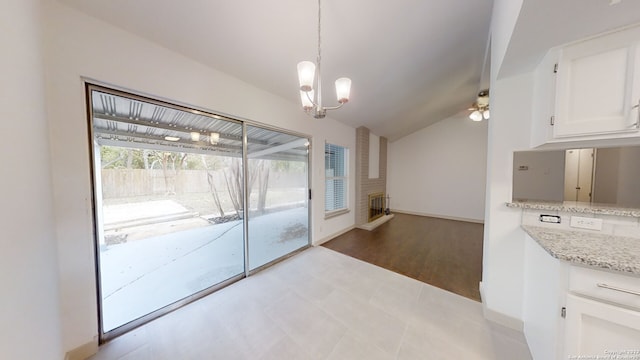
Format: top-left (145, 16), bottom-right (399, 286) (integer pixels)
top-left (297, 0), bottom-right (352, 119)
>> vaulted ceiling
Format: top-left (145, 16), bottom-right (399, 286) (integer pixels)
top-left (57, 0), bottom-right (493, 141)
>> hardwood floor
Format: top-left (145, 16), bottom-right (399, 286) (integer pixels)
top-left (322, 213), bottom-right (483, 301)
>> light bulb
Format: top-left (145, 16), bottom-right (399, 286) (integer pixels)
top-left (190, 132), bottom-right (200, 141)
top-left (483, 109), bottom-right (490, 120)
top-left (335, 77), bottom-right (352, 104)
top-left (297, 61), bottom-right (316, 92)
top-left (469, 110), bottom-right (483, 122)
top-left (300, 90), bottom-right (314, 111)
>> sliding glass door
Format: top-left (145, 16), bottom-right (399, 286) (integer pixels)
top-left (88, 84), bottom-right (310, 340)
top-left (89, 86), bottom-right (246, 337)
top-left (246, 125), bottom-right (310, 271)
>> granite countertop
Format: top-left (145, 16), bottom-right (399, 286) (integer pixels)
top-left (522, 225), bottom-right (640, 275)
top-left (507, 201), bottom-right (640, 218)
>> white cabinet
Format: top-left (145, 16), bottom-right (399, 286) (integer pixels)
top-left (523, 235), bottom-right (567, 360)
top-left (564, 294), bottom-right (640, 358)
top-left (523, 235), bottom-right (640, 359)
top-left (530, 49), bottom-right (559, 147)
top-left (564, 265), bottom-right (640, 358)
top-left (554, 26), bottom-right (640, 138)
top-left (531, 25), bottom-right (640, 147)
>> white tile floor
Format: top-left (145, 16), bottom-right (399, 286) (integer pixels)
top-left (90, 246), bottom-right (532, 360)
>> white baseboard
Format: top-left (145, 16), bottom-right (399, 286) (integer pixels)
top-left (391, 209), bottom-right (484, 224)
top-left (478, 281), bottom-right (524, 332)
top-left (483, 306), bottom-right (524, 332)
top-left (313, 225), bottom-right (355, 246)
top-left (65, 338), bottom-right (99, 360)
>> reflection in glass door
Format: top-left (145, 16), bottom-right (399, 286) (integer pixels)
top-left (89, 85), bottom-right (245, 339)
top-left (245, 125), bottom-right (310, 271)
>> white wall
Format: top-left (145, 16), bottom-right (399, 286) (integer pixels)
top-left (387, 114), bottom-right (488, 222)
top-left (593, 147), bottom-right (620, 204)
top-left (593, 146), bottom-right (640, 207)
top-left (480, 0), bottom-right (547, 327)
top-left (44, 2), bottom-right (356, 353)
top-left (491, 0), bottom-right (524, 78)
top-left (512, 150), bottom-right (565, 202)
top-left (616, 146), bottom-right (640, 207)
top-left (482, 70), bottom-right (534, 324)
top-left (0, 0), bottom-right (63, 358)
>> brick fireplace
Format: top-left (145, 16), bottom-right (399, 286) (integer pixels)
top-left (355, 126), bottom-right (388, 226)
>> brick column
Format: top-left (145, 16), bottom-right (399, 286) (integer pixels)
top-left (355, 126), bottom-right (387, 225)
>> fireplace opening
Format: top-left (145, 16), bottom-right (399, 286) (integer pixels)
top-left (368, 192), bottom-right (385, 222)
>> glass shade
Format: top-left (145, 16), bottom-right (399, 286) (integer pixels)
top-left (483, 109), bottom-right (490, 120)
top-left (297, 61), bottom-right (316, 91)
top-left (300, 90), bottom-right (314, 111)
top-left (469, 110), bottom-right (483, 122)
top-left (210, 132), bottom-right (220, 145)
top-left (190, 132), bottom-right (200, 141)
top-left (164, 136), bottom-right (180, 142)
top-left (335, 77), bottom-right (351, 104)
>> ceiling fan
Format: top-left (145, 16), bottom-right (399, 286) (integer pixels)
top-left (468, 89), bottom-right (490, 121)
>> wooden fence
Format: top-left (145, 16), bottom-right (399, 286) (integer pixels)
top-left (100, 169), bottom-right (305, 199)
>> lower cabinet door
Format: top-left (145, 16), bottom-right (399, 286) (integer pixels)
top-left (564, 294), bottom-right (640, 359)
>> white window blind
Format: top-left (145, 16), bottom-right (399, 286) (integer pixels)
top-left (325, 143), bottom-right (348, 212)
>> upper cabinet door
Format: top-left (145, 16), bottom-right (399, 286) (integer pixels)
top-left (554, 27), bottom-right (640, 138)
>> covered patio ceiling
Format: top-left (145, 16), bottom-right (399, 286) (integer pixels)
top-left (91, 88), bottom-right (309, 161)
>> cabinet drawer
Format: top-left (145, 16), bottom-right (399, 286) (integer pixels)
top-left (569, 266), bottom-right (640, 310)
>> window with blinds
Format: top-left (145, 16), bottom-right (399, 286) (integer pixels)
top-left (325, 143), bottom-right (348, 213)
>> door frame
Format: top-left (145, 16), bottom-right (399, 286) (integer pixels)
top-left (84, 80), bottom-right (312, 343)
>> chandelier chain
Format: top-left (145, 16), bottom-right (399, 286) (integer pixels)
top-left (315, 0), bottom-right (323, 110)
top-left (317, 0), bottom-right (322, 69)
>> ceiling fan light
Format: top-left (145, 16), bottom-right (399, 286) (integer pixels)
top-left (483, 109), bottom-right (490, 120)
top-left (300, 90), bottom-right (314, 110)
top-left (297, 61), bottom-right (316, 92)
top-left (335, 77), bottom-right (352, 104)
top-left (469, 110), bottom-right (483, 122)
